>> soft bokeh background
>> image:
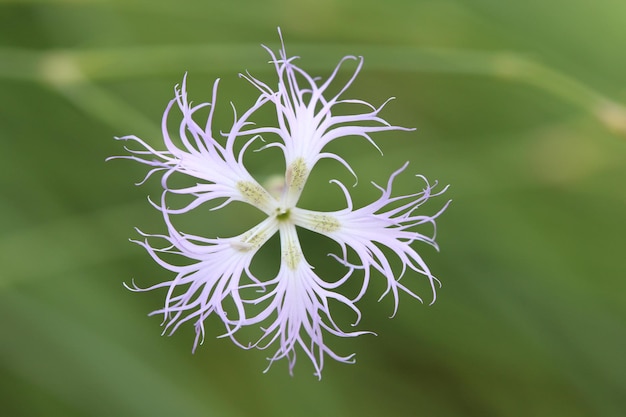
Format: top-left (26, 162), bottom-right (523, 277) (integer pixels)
top-left (1, 0), bottom-right (625, 416)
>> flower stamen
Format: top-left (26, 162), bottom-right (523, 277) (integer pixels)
top-left (237, 180), bottom-right (273, 212)
top-left (284, 157), bottom-right (308, 204)
top-left (280, 224), bottom-right (302, 270)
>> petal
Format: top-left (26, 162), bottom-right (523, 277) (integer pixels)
top-left (292, 163), bottom-right (450, 315)
top-left (111, 75), bottom-right (278, 215)
top-left (237, 36), bottom-right (413, 206)
top-left (232, 222), bottom-right (370, 379)
top-left (126, 210), bottom-right (280, 351)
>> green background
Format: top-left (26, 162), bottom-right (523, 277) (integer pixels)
top-left (1, 0), bottom-right (625, 416)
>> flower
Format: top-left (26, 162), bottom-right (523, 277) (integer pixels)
top-left (111, 29), bottom-right (449, 379)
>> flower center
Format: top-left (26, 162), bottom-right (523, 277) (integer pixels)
top-left (276, 207), bottom-right (291, 221)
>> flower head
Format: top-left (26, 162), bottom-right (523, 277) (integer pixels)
top-left (112, 29), bottom-right (449, 379)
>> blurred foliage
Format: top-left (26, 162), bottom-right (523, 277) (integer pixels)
top-left (1, 0), bottom-right (625, 416)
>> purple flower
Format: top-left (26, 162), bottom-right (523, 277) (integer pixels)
top-left (111, 30), bottom-right (449, 379)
